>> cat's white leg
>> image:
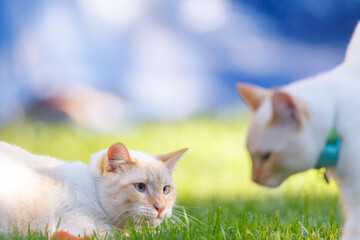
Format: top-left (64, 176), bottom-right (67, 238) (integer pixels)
top-left (341, 214), bottom-right (360, 240)
top-left (336, 174), bottom-right (360, 240)
top-left (342, 222), bottom-right (360, 240)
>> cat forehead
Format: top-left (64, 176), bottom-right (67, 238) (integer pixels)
top-left (125, 163), bottom-right (173, 187)
top-left (247, 99), bottom-right (286, 154)
top-left (247, 99), bottom-right (271, 145)
top-left (128, 150), bottom-right (172, 179)
top-left (128, 150), bottom-right (168, 169)
top-left (128, 150), bottom-right (158, 163)
top-left (127, 167), bottom-right (172, 184)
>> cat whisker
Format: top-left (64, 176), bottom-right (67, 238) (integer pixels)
top-left (171, 210), bottom-right (205, 229)
top-left (172, 210), bottom-right (203, 223)
top-left (132, 213), bottom-right (142, 228)
top-left (171, 215), bottom-right (185, 226)
top-left (169, 216), bottom-right (181, 226)
top-left (172, 205), bottom-right (204, 223)
top-left (173, 204), bottom-right (200, 210)
top-left (111, 208), bottom-right (135, 224)
top-left (116, 212), bottom-right (137, 229)
top-left (112, 207), bottom-right (140, 228)
top-left (136, 215), bottom-right (145, 228)
top-left (115, 206), bottom-right (157, 229)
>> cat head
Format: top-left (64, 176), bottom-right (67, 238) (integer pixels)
top-left (237, 83), bottom-right (320, 188)
top-left (90, 142), bottom-right (187, 228)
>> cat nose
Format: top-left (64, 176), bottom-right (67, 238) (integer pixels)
top-left (153, 204), bottom-right (165, 215)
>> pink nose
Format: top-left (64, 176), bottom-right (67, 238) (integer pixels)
top-left (154, 204), bottom-right (165, 215)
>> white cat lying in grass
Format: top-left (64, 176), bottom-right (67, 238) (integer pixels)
top-left (0, 141), bottom-right (187, 238)
top-left (238, 22), bottom-right (360, 240)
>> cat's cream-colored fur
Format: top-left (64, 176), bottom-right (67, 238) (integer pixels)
top-left (238, 22), bottom-right (360, 239)
top-left (0, 141), bottom-right (187, 237)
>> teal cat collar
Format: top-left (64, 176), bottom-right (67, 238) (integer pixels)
top-left (315, 128), bottom-right (341, 169)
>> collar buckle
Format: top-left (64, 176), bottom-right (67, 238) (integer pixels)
top-left (315, 128), bottom-right (340, 169)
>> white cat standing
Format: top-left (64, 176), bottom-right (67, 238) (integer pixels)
top-left (0, 141), bottom-right (187, 238)
top-left (238, 22), bottom-right (360, 239)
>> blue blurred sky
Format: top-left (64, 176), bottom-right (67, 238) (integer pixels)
top-left (1, 0), bottom-right (359, 129)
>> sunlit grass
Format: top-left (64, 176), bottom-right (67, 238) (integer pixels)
top-left (0, 118), bottom-right (342, 239)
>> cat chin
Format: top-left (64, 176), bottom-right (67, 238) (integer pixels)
top-left (134, 217), bottom-right (163, 228)
top-left (149, 218), bottom-right (163, 227)
top-left (134, 216), bottom-right (165, 227)
top-left (262, 181), bottom-right (281, 188)
top-left (256, 177), bottom-right (284, 188)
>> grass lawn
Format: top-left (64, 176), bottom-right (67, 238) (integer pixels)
top-left (0, 118), bottom-right (342, 239)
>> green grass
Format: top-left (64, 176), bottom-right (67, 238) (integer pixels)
top-left (0, 118), bottom-right (342, 239)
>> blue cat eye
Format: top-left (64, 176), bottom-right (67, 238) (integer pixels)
top-left (163, 185), bottom-right (170, 195)
top-left (134, 183), bottom-right (146, 193)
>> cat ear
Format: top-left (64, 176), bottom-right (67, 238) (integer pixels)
top-left (156, 148), bottom-right (188, 170)
top-left (105, 142), bottom-right (136, 172)
top-left (345, 21), bottom-right (360, 63)
top-left (237, 83), bottom-right (269, 111)
top-left (270, 91), bottom-right (301, 128)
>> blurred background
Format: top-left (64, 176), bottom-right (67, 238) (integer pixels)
top-left (1, 0), bottom-right (360, 130)
top-left (0, 0), bottom-right (359, 200)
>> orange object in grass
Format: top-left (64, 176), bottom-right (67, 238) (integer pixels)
top-left (50, 230), bottom-right (89, 240)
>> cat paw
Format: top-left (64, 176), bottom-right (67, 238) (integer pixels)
top-left (50, 230), bottom-right (89, 240)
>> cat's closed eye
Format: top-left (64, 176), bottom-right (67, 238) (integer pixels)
top-left (260, 152), bottom-right (272, 162)
top-left (134, 183), bottom-right (146, 193)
